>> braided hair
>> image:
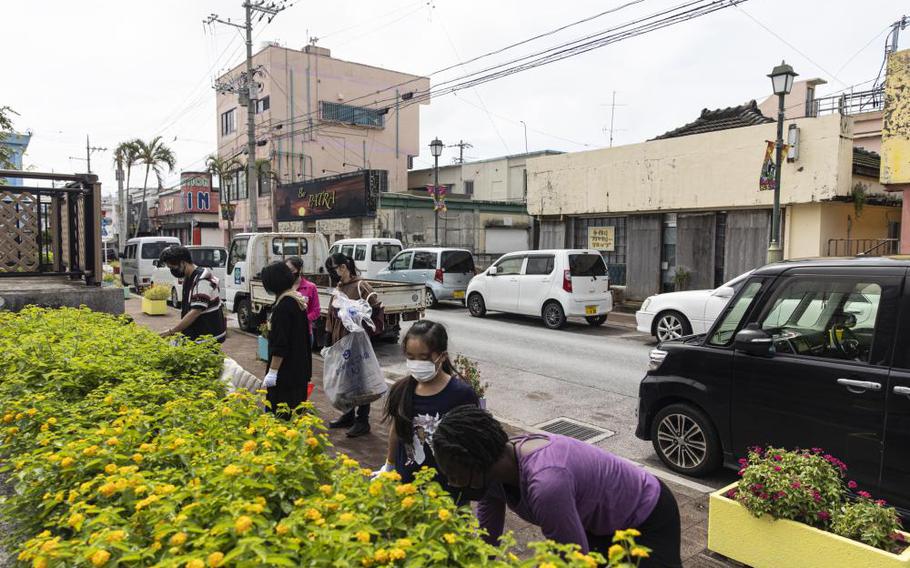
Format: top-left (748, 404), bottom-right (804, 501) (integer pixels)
top-left (432, 405), bottom-right (509, 473)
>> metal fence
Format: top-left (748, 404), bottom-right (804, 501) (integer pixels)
top-left (0, 170), bottom-right (102, 284)
top-left (826, 238), bottom-right (899, 257)
top-left (810, 88), bottom-right (884, 117)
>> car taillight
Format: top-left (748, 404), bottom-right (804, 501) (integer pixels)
top-left (435, 269), bottom-right (444, 283)
top-left (563, 269), bottom-right (572, 293)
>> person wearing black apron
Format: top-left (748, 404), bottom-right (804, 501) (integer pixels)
top-left (159, 246), bottom-right (227, 343)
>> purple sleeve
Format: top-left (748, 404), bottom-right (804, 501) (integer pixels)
top-left (475, 494), bottom-right (506, 546)
top-left (305, 282), bottom-right (321, 324)
top-left (526, 467), bottom-right (590, 552)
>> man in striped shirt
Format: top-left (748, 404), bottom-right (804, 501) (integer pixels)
top-left (158, 246), bottom-right (227, 343)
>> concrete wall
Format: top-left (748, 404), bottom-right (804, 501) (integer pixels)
top-left (881, 49), bottom-right (910, 185)
top-left (408, 153), bottom-right (550, 202)
top-left (786, 201), bottom-right (900, 258)
top-left (527, 114), bottom-right (852, 217)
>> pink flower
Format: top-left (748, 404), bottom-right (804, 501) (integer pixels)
top-left (776, 491), bottom-right (787, 499)
top-left (738, 458), bottom-right (748, 466)
top-left (892, 533), bottom-right (906, 543)
top-left (848, 480), bottom-right (858, 489)
top-left (737, 469), bottom-right (745, 477)
top-left (774, 466), bottom-right (782, 472)
top-left (817, 511), bottom-right (831, 521)
top-left (858, 491), bottom-right (872, 499)
top-left (811, 447), bottom-right (823, 454)
top-left (773, 454), bottom-right (783, 462)
top-left (876, 499), bottom-right (888, 507)
top-left (791, 482), bottom-right (802, 489)
top-left (813, 491), bottom-right (822, 502)
top-left (725, 489), bottom-right (737, 499)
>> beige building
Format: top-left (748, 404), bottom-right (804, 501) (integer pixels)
top-left (215, 43), bottom-right (429, 237)
top-left (527, 93), bottom-right (900, 301)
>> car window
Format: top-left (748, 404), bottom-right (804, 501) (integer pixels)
top-left (525, 256), bottom-right (555, 275)
top-left (569, 254), bottom-right (607, 277)
top-left (412, 251), bottom-right (437, 270)
top-left (723, 270), bottom-right (755, 292)
top-left (389, 252), bottom-right (413, 271)
top-left (329, 245), bottom-right (340, 256)
top-left (441, 250), bottom-right (475, 273)
top-left (759, 278), bottom-right (883, 363)
top-left (709, 280), bottom-right (764, 346)
top-left (228, 238), bottom-right (248, 273)
top-left (141, 241), bottom-right (176, 260)
top-left (354, 245), bottom-right (367, 261)
top-left (372, 244), bottom-right (401, 262)
top-left (340, 245), bottom-right (355, 258)
top-left (494, 256), bottom-right (524, 276)
top-left (191, 248), bottom-right (227, 268)
top-left (272, 238), bottom-right (308, 257)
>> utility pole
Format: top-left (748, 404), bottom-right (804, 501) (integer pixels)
top-left (206, 1), bottom-right (287, 233)
top-left (447, 140), bottom-right (473, 164)
top-left (84, 135), bottom-right (107, 174)
top-left (519, 121), bottom-right (529, 154)
top-left (600, 92), bottom-right (626, 148)
top-left (887, 15), bottom-right (908, 54)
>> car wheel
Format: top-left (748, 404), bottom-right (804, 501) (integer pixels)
top-left (467, 293), bottom-right (486, 318)
top-left (426, 287), bottom-right (438, 308)
top-left (585, 315), bottom-right (608, 327)
top-left (542, 301), bottom-right (567, 330)
top-left (654, 310), bottom-right (692, 342)
top-left (170, 287), bottom-right (180, 309)
top-left (237, 298), bottom-right (258, 333)
top-left (651, 403), bottom-right (722, 477)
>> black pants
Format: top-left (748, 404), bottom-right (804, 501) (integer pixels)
top-left (589, 480), bottom-right (682, 568)
top-left (338, 403), bottom-right (370, 423)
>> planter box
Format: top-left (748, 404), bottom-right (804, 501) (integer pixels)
top-left (709, 483), bottom-right (910, 568)
top-left (141, 297), bottom-right (167, 316)
top-left (257, 335), bottom-right (269, 362)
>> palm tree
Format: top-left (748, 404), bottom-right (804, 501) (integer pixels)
top-left (113, 139), bottom-right (139, 246)
top-left (206, 154), bottom-right (242, 239)
top-left (133, 137), bottom-right (176, 238)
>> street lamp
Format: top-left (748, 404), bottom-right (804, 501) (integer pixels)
top-left (430, 137), bottom-right (443, 245)
top-left (767, 60), bottom-right (798, 263)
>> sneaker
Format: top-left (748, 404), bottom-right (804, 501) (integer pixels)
top-left (346, 421), bottom-right (371, 438)
top-left (328, 415), bottom-right (355, 429)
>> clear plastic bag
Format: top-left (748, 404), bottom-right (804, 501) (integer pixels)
top-left (331, 290), bottom-right (376, 333)
top-left (322, 330), bottom-right (387, 411)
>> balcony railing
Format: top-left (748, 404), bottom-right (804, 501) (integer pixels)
top-left (826, 238), bottom-right (899, 257)
top-left (0, 170), bottom-right (102, 284)
top-left (809, 87), bottom-right (885, 117)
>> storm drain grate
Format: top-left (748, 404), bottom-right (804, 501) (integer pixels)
top-left (534, 418), bottom-right (614, 444)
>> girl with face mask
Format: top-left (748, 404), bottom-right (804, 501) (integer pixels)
top-left (378, 320), bottom-right (478, 497)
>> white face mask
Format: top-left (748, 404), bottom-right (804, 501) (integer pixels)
top-left (406, 359), bottom-right (439, 382)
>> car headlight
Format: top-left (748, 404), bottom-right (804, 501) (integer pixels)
top-left (641, 297), bottom-right (653, 311)
top-left (648, 348), bottom-right (668, 372)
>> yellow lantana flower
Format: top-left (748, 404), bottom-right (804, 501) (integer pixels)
top-left (355, 531), bottom-right (370, 543)
top-left (389, 548), bottom-right (406, 561)
top-left (400, 496), bottom-right (416, 509)
top-left (186, 560), bottom-right (205, 568)
top-left (630, 547), bottom-right (650, 558)
top-left (207, 552), bottom-right (224, 567)
top-left (223, 464), bottom-right (242, 476)
top-left (235, 516), bottom-right (253, 534)
top-left (169, 532), bottom-right (187, 546)
top-left (395, 483), bottom-right (416, 496)
top-left (89, 550), bottom-right (111, 567)
top-left (319, 484), bottom-right (333, 496)
top-left (438, 509), bottom-right (452, 521)
top-left (443, 533), bottom-right (456, 545)
top-left (104, 464), bottom-right (118, 475)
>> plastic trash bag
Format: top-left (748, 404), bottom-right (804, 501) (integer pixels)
top-left (322, 330), bottom-right (387, 411)
top-left (219, 357), bottom-right (262, 394)
top-left (332, 290), bottom-right (376, 333)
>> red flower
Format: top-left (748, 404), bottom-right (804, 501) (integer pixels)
top-left (893, 532), bottom-right (907, 543)
top-left (774, 466), bottom-right (782, 472)
top-left (791, 482), bottom-right (802, 489)
top-left (773, 454), bottom-right (783, 462)
top-left (858, 491), bottom-right (872, 499)
top-left (811, 447), bottom-right (824, 454)
top-left (817, 511), bottom-right (831, 521)
top-left (725, 489), bottom-right (737, 499)
top-left (876, 499), bottom-right (888, 507)
top-left (847, 480), bottom-right (857, 489)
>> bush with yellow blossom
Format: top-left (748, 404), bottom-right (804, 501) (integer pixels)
top-left (0, 307), bottom-right (648, 567)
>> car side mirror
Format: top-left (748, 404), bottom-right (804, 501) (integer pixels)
top-left (714, 286), bottom-right (734, 299)
top-left (489, 266), bottom-right (499, 276)
top-left (734, 324), bottom-right (773, 357)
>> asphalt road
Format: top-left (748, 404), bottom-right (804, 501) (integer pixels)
top-left (373, 302), bottom-right (737, 492)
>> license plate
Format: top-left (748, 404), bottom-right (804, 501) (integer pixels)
top-left (585, 305), bottom-right (597, 315)
top-left (453, 290), bottom-right (465, 299)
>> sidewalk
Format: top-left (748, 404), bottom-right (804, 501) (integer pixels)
top-left (126, 299), bottom-right (730, 566)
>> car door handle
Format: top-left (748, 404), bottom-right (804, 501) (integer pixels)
top-left (837, 378), bottom-right (882, 393)
top-left (894, 386), bottom-right (910, 397)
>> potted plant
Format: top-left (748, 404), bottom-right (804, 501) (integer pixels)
top-left (141, 284), bottom-right (170, 315)
top-left (455, 354), bottom-right (489, 409)
top-left (708, 446), bottom-right (909, 568)
top-left (257, 322), bottom-right (270, 362)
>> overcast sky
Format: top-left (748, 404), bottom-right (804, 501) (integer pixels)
top-left (4, 0), bottom-right (907, 196)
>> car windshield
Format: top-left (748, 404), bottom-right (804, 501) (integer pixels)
top-left (141, 241), bottom-right (177, 260)
top-left (569, 254), bottom-right (607, 277)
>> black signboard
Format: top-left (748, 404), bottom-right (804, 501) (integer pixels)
top-left (274, 170), bottom-right (386, 222)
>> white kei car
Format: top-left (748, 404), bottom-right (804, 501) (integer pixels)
top-left (636, 271), bottom-right (753, 342)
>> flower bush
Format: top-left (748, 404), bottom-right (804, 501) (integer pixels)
top-left (142, 285), bottom-right (171, 301)
top-left (733, 446), bottom-right (905, 553)
top-left (0, 308), bottom-right (647, 567)
top-left (455, 354), bottom-right (489, 399)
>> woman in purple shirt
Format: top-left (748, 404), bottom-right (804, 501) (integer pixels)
top-left (432, 406), bottom-right (682, 567)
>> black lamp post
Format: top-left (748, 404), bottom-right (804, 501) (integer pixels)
top-left (430, 137), bottom-right (443, 245)
top-left (767, 60), bottom-right (798, 263)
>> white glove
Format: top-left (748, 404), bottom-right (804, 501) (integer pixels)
top-left (262, 369), bottom-right (279, 389)
top-left (320, 347), bottom-right (331, 359)
top-left (371, 462), bottom-right (395, 480)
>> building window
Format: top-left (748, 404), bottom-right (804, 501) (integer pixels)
top-left (319, 101), bottom-right (384, 128)
top-left (255, 96), bottom-right (270, 114)
top-left (221, 109), bottom-right (236, 136)
top-left (464, 180), bottom-right (474, 196)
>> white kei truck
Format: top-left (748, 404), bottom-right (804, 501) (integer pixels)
top-left (224, 232), bottom-right (425, 345)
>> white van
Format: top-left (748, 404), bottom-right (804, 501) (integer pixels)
top-left (328, 238), bottom-right (403, 279)
top-left (466, 249), bottom-right (613, 329)
top-left (120, 236), bottom-right (181, 290)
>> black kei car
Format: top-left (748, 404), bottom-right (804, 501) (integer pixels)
top-left (636, 257), bottom-right (910, 512)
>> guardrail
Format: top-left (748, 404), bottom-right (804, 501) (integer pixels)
top-left (0, 170), bottom-right (102, 284)
top-left (826, 238), bottom-right (898, 257)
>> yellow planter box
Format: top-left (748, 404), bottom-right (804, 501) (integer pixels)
top-left (709, 483), bottom-right (910, 568)
top-left (141, 297), bottom-right (168, 316)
